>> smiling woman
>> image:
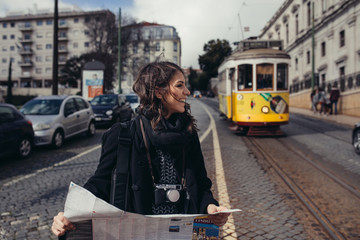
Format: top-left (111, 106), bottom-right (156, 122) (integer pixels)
top-left (52, 61), bottom-right (230, 238)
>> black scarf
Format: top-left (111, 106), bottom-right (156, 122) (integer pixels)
top-left (140, 113), bottom-right (193, 151)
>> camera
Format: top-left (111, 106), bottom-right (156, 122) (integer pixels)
top-left (154, 184), bottom-right (183, 205)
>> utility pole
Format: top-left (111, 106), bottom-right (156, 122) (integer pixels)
top-left (6, 57), bottom-right (12, 104)
top-left (52, 0), bottom-right (59, 95)
top-left (118, 8), bottom-right (122, 94)
top-left (311, 1), bottom-right (315, 90)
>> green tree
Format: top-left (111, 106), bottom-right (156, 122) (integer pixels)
top-left (187, 67), bottom-right (198, 92)
top-left (198, 39), bottom-right (232, 90)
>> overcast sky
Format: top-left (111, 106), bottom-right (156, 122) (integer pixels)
top-left (0, 0), bottom-right (285, 68)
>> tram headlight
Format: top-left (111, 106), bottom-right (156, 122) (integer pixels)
top-left (261, 106), bottom-right (270, 113)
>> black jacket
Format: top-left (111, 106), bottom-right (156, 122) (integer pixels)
top-left (84, 115), bottom-right (218, 215)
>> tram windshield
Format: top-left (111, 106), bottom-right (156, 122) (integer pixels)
top-left (256, 63), bottom-right (273, 90)
top-left (238, 64), bottom-right (252, 90)
top-left (277, 63), bottom-right (288, 90)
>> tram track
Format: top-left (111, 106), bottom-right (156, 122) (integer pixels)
top-left (244, 136), bottom-right (360, 240)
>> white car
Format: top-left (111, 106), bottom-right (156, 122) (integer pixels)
top-left (20, 95), bottom-right (96, 148)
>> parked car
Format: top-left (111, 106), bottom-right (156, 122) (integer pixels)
top-left (0, 103), bottom-right (34, 158)
top-left (206, 90), bottom-right (215, 98)
top-left (352, 122), bottom-right (360, 154)
top-left (90, 94), bottom-right (134, 127)
top-left (123, 93), bottom-right (140, 113)
top-left (20, 95), bottom-right (96, 148)
top-left (193, 90), bottom-right (202, 98)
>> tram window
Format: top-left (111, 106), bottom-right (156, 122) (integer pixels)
top-left (238, 64), bottom-right (252, 90)
top-left (256, 63), bottom-right (273, 90)
top-left (277, 63), bottom-right (288, 90)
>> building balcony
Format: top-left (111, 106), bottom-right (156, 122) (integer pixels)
top-left (58, 23), bottom-right (69, 29)
top-left (18, 24), bottom-right (33, 31)
top-left (19, 49), bottom-right (33, 55)
top-left (19, 74), bottom-right (32, 79)
top-left (58, 36), bottom-right (68, 41)
top-left (58, 61), bottom-right (66, 66)
top-left (18, 61), bottom-right (33, 67)
top-left (58, 48), bottom-right (68, 53)
top-left (18, 37), bottom-right (33, 43)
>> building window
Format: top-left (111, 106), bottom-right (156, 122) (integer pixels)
top-left (36, 56), bottom-right (42, 62)
top-left (322, 0), bottom-right (327, 13)
top-left (339, 30), bottom-right (345, 47)
top-left (307, 51), bottom-right (310, 64)
top-left (59, 19), bottom-right (66, 26)
top-left (84, 42), bottom-right (89, 48)
top-left (36, 32), bottom-right (43, 38)
top-left (307, 2), bottom-right (311, 27)
top-left (84, 30), bottom-right (89, 36)
top-left (74, 18), bottom-right (79, 23)
top-left (36, 44), bottom-right (42, 50)
top-left (24, 33), bottom-right (31, 40)
top-left (10, 46), bottom-right (15, 51)
top-left (46, 44), bottom-right (52, 49)
top-left (173, 56), bottom-right (178, 65)
top-left (173, 42), bottom-right (178, 52)
top-left (46, 56), bottom-right (52, 62)
top-left (2, 46), bottom-right (7, 52)
top-left (321, 42), bottom-right (326, 57)
top-left (46, 19), bottom-right (53, 25)
top-left (2, 58), bottom-right (7, 63)
top-left (156, 42), bottom-right (160, 51)
top-left (37, 20), bottom-right (43, 26)
top-left (10, 34), bottom-right (15, 39)
top-left (35, 68), bottom-right (42, 74)
top-left (2, 35), bottom-right (7, 40)
top-left (3, 23), bottom-right (7, 28)
top-left (278, 31), bottom-right (280, 40)
top-left (73, 42), bottom-right (78, 48)
top-left (286, 24), bottom-right (289, 43)
top-left (10, 22), bottom-right (15, 27)
top-left (339, 66), bottom-right (345, 79)
top-left (321, 73), bottom-right (326, 82)
top-left (45, 68), bottom-right (52, 74)
top-left (59, 32), bottom-right (66, 38)
top-left (295, 14), bottom-right (299, 36)
top-left (84, 17), bottom-right (90, 23)
top-left (295, 58), bottom-right (298, 71)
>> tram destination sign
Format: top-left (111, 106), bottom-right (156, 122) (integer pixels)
top-left (241, 40), bottom-right (283, 51)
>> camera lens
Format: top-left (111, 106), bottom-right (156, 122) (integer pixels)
top-left (166, 190), bottom-right (180, 203)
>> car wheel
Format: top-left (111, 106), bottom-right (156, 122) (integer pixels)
top-left (87, 121), bottom-right (96, 137)
top-left (18, 137), bottom-right (32, 158)
top-left (353, 129), bottom-right (360, 154)
top-left (52, 130), bottom-right (64, 149)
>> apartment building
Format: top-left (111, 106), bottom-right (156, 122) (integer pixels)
top-left (259, 0), bottom-right (360, 116)
top-left (0, 9), bottom-right (113, 91)
top-left (121, 22), bottom-right (181, 93)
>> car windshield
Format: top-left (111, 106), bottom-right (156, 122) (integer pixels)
top-left (91, 95), bottom-right (117, 106)
top-left (125, 95), bottom-right (139, 103)
top-left (21, 99), bottom-right (63, 115)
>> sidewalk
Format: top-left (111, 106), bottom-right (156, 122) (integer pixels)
top-left (290, 107), bottom-right (359, 128)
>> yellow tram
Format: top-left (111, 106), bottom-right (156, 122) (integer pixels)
top-left (218, 40), bottom-right (291, 135)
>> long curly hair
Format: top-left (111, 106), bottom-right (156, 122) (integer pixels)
top-left (133, 61), bottom-right (197, 133)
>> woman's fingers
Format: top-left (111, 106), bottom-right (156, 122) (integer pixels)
top-left (51, 212), bottom-right (75, 236)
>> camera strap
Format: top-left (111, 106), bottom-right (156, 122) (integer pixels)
top-left (140, 118), bottom-right (186, 188)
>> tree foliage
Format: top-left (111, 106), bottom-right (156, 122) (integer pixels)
top-left (60, 11), bottom-right (138, 92)
top-left (197, 39), bottom-right (232, 90)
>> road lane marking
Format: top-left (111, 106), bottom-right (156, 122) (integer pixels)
top-left (2, 145), bottom-right (101, 187)
top-left (199, 101), bottom-right (238, 237)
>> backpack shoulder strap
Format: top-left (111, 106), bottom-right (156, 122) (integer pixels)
top-left (109, 120), bottom-right (133, 209)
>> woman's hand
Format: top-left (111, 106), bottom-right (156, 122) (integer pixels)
top-left (207, 204), bottom-right (230, 227)
top-left (51, 212), bottom-right (76, 236)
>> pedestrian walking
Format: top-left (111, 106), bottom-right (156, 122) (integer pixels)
top-left (51, 61), bottom-right (230, 238)
top-left (330, 84), bottom-right (340, 115)
top-left (312, 87), bottom-right (320, 113)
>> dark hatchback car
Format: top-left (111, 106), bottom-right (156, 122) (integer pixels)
top-left (0, 103), bottom-right (34, 158)
top-left (352, 122), bottom-right (360, 154)
top-left (90, 94), bottom-right (134, 127)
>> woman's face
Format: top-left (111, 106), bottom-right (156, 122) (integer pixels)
top-left (160, 71), bottom-right (190, 118)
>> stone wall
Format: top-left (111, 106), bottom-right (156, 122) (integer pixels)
top-left (290, 89), bottom-right (360, 117)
